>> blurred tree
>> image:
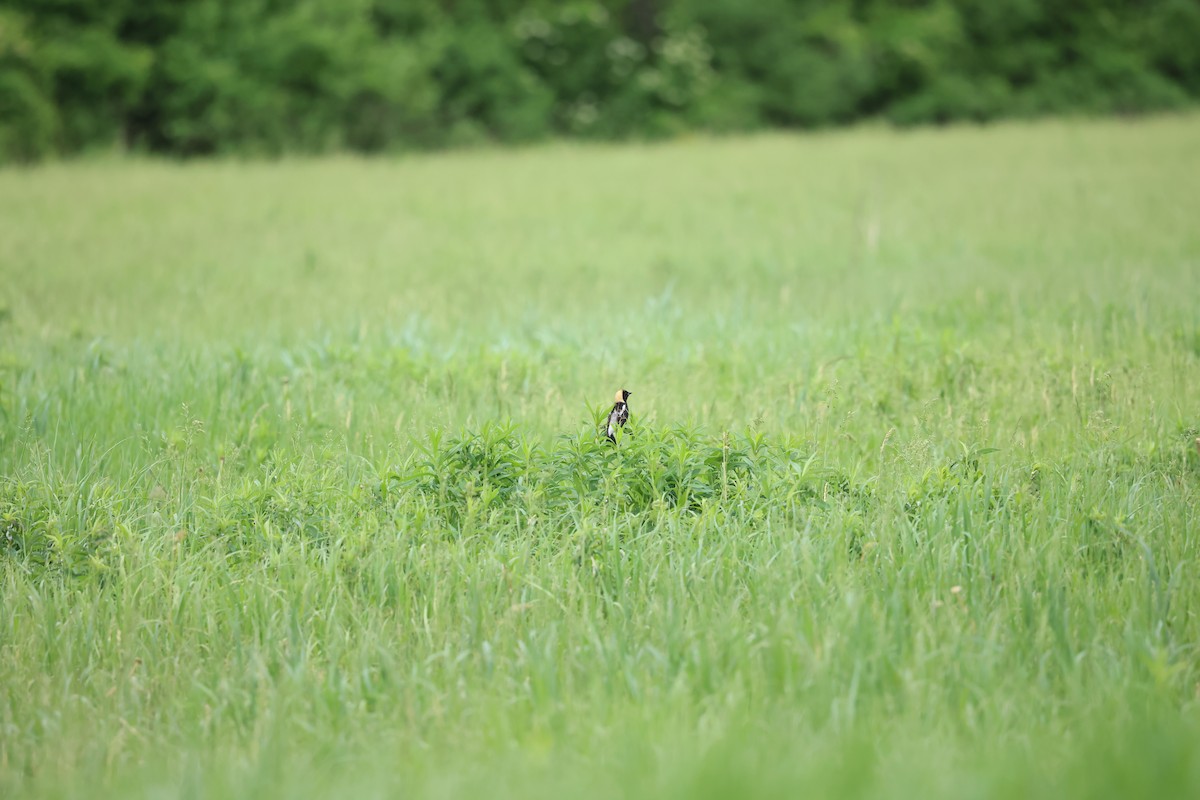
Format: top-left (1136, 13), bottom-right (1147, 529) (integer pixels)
top-left (431, 22), bottom-right (553, 143)
top-left (4, 0), bottom-right (150, 153)
top-left (677, 0), bottom-right (872, 125)
top-left (0, 9), bottom-right (58, 161)
top-left (1, 0), bottom-right (1197, 161)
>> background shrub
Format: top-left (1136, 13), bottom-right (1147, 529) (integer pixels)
top-left (1, 0), bottom-right (1198, 161)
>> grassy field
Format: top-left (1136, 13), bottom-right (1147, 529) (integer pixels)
top-left (1, 115), bottom-right (1199, 799)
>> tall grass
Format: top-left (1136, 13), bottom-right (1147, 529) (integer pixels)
top-left (1, 116), bottom-right (1199, 799)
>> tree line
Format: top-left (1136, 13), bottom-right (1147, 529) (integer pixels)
top-left (2, 0), bottom-right (1198, 162)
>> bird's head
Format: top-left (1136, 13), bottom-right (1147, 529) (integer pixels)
top-left (615, 389), bottom-right (631, 403)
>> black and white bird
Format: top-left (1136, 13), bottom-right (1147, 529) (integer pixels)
top-left (604, 389), bottom-right (631, 442)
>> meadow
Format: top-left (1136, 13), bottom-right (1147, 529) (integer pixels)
top-left (1, 115), bottom-right (1199, 799)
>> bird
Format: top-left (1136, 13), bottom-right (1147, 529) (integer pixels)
top-left (604, 389), bottom-right (631, 442)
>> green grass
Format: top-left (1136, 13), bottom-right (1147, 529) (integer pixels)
top-left (2, 115), bottom-right (1199, 799)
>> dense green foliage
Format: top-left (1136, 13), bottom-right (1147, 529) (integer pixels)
top-left (1, 116), bottom-right (1199, 798)
top-left (2, 0), bottom-right (1200, 161)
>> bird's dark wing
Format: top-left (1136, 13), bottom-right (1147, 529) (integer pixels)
top-left (604, 404), bottom-right (619, 441)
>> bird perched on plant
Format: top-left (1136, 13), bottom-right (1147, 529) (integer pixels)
top-left (604, 389), bottom-right (631, 442)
